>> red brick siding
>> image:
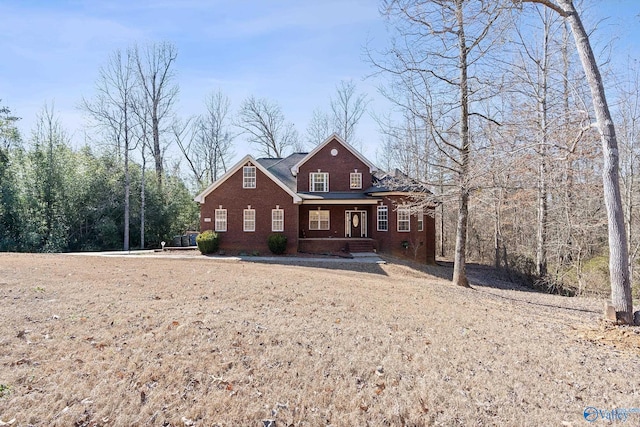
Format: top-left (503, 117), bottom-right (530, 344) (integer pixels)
top-left (370, 197), bottom-right (436, 264)
top-left (423, 210), bottom-right (436, 264)
top-left (297, 139), bottom-right (373, 192)
top-left (298, 239), bottom-right (351, 254)
top-left (199, 163), bottom-right (299, 255)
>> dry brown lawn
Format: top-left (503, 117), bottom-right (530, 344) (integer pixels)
top-left (1, 252), bottom-right (639, 426)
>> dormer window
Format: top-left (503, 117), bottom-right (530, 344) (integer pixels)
top-left (310, 172), bottom-right (329, 192)
top-left (243, 166), bottom-right (256, 189)
top-left (350, 171), bottom-right (362, 189)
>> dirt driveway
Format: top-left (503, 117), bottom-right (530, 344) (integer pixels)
top-left (0, 253), bottom-right (638, 426)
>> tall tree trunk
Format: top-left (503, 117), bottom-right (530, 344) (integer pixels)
top-left (153, 111), bottom-right (162, 189)
top-left (124, 146), bottom-right (130, 251)
top-left (536, 158), bottom-right (548, 276)
top-left (625, 170), bottom-right (633, 277)
top-left (140, 143), bottom-right (146, 250)
top-left (536, 15), bottom-right (550, 277)
top-left (494, 186), bottom-right (503, 270)
top-left (134, 42), bottom-right (178, 192)
top-left (453, 188), bottom-right (470, 287)
top-left (452, 0), bottom-right (471, 288)
top-left (440, 181), bottom-right (445, 258)
top-left (561, 0), bottom-right (632, 322)
top-left (123, 106), bottom-right (130, 252)
top-left (561, 20), bottom-right (574, 268)
top-left (624, 127), bottom-right (636, 281)
top-left (524, 0), bottom-right (634, 323)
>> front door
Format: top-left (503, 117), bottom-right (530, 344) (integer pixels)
top-left (345, 211), bottom-right (367, 237)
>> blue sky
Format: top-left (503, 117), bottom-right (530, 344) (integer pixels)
top-left (0, 0), bottom-right (388, 162)
top-left (1, 0), bottom-right (639, 166)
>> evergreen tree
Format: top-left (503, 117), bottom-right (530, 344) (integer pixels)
top-left (0, 101), bottom-right (22, 251)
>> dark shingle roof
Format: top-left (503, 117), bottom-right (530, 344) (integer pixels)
top-left (366, 169), bottom-right (433, 194)
top-left (256, 155), bottom-right (434, 201)
top-left (256, 152), bottom-right (308, 192)
top-left (255, 158), bottom-right (281, 169)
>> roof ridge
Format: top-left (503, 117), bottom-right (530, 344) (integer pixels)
top-left (266, 152), bottom-right (307, 171)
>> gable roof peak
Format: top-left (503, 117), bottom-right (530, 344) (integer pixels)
top-left (290, 133), bottom-right (378, 176)
top-left (194, 154), bottom-right (302, 204)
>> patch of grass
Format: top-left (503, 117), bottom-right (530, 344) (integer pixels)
top-left (557, 256), bottom-right (610, 297)
top-left (0, 384), bottom-right (11, 398)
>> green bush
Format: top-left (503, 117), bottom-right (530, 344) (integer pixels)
top-left (267, 233), bottom-right (287, 255)
top-left (196, 230), bottom-right (220, 255)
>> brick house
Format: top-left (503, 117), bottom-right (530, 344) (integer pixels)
top-left (194, 134), bottom-right (436, 263)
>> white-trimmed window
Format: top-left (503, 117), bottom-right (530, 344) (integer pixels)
top-left (243, 166), bottom-right (256, 189)
top-left (350, 172), bottom-right (362, 189)
top-left (377, 205), bottom-right (388, 231)
top-left (214, 208), bottom-right (227, 232)
top-left (310, 172), bottom-right (329, 192)
top-left (309, 210), bottom-right (330, 230)
top-left (397, 207), bottom-right (411, 232)
top-left (272, 208), bottom-right (284, 232)
top-left (243, 208), bottom-right (256, 232)
top-left (417, 208), bottom-right (424, 231)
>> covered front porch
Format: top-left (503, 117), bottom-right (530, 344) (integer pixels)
top-left (298, 194), bottom-right (379, 236)
top-left (297, 193), bottom-right (380, 255)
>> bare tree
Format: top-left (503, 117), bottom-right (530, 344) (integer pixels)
top-left (82, 48), bottom-right (138, 251)
top-left (128, 90), bottom-right (154, 249)
top-left (614, 59), bottom-right (640, 285)
top-left (236, 96), bottom-right (299, 158)
top-left (330, 80), bottom-right (369, 146)
top-left (202, 91), bottom-right (235, 182)
top-left (140, 119), bottom-right (153, 249)
top-left (172, 116), bottom-right (196, 181)
top-left (506, 6), bottom-right (568, 277)
top-left (176, 90), bottom-right (235, 187)
top-left (134, 41), bottom-right (179, 189)
top-left (373, 0), bottom-right (505, 287)
top-left (306, 80), bottom-right (369, 147)
top-left (374, 107), bottom-right (437, 182)
top-left (520, 0), bottom-right (634, 323)
top-left (306, 108), bottom-right (331, 146)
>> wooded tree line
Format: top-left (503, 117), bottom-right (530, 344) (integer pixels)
top-left (0, 102), bottom-right (197, 252)
top-left (0, 38), bottom-right (370, 253)
top-left (373, 0), bottom-right (639, 319)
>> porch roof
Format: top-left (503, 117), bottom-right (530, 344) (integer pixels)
top-left (298, 192), bottom-right (380, 205)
